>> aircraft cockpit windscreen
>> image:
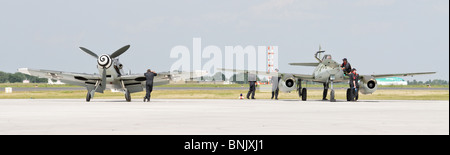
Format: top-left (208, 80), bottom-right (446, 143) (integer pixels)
top-left (322, 55), bottom-right (332, 61)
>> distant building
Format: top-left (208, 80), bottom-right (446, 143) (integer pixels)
top-left (376, 77), bottom-right (408, 86)
top-left (22, 80), bottom-right (30, 84)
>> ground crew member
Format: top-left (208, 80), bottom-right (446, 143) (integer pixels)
top-left (348, 68), bottom-right (359, 101)
top-left (144, 69), bottom-right (157, 102)
top-left (322, 83), bottom-right (329, 101)
top-left (247, 73), bottom-right (257, 99)
top-left (271, 69), bottom-right (281, 100)
top-left (341, 58), bottom-right (352, 75)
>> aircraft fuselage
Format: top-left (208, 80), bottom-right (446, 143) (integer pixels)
top-left (312, 58), bottom-right (346, 83)
top-left (97, 56), bottom-right (127, 92)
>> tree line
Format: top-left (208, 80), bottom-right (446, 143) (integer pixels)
top-left (0, 71), bottom-right (47, 83)
top-left (407, 79), bottom-right (448, 85)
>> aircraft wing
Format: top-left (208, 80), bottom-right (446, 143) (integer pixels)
top-left (217, 68), bottom-right (278, 76)
top-left (120, 70), bottom-right (207, 91)
top-left (119, 72), bottom-right (172, 87)
top-left (368, 72), bottom-right (436, 79)
top-left (292, 74), bottom-right (315, 81)
top-left (289, 63), bottom-right (320, 67)
top-left (18, 68), bottom-right (101, 87)
top-left (218, 68), bottom-right (315, 81)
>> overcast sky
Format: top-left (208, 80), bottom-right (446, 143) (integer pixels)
top-left (0, 0), bottom-right (448, 81)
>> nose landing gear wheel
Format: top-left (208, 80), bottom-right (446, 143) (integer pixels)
top-left (330, 90), bottom-right (336, 102)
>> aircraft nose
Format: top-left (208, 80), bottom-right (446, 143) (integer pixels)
top-left (323, 59), bottom-right (339, 68)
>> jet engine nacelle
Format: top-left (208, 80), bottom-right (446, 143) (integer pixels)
top-left (279, 74), bottom-right (297, 92)
top-left (359, 75), bottom-right (378, 95)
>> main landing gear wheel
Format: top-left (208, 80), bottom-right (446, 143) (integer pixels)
top-left (86, 92), bottom-right (91, 102)
top-left (301, 88), bottom-right (307, 101)
top-left (346, 88), bottom-right (352, 101)
top-left (125, 90), bottom-right (131, 102)
top-left (346, 88), bottom-right (358, 101)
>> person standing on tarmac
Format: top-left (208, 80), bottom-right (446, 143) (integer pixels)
top-left (341, 58), bottom-right (352, 75)
top-left (247, 73), bottom-right (257, 99)
top-left (144, 69), bottom-right (157, 102)
top-left (271, 69), bottom-right (281, 100)
top-left (348, 68), bottom-right (359, 101)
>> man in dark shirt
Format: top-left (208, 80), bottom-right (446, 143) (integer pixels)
top-left (348, 68), bottom-right (359, 101)
top-left (247, 73), bottom-right (257, 99)
top-left (144, 69), bottom-right (157, 102)
top-left (341, 58), bottom-right (352, 75)
top-left (271, 69), bottom-right (281, 100)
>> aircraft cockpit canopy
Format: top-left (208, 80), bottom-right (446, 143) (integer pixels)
top-left (322, 55), bottom-right (332, 61)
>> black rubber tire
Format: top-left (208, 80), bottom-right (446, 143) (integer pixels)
top-left (301, 88), bottom-right (307, 101)
top-left (86, 92), bottom-right (91, 102)
top-left (125, 91), bottom-right (131, 102)
top-left (346, 88), bottom-right (352, 101)
top-left (350, 88), bottom-right (357, 101)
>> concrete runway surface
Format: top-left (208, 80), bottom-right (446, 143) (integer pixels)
top-left (0, 99), bottom-right (448, 135)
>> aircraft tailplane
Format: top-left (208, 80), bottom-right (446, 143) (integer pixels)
top-left (289, 63), bottom-right (320, 67)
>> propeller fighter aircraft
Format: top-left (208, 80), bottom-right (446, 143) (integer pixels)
top-left (19, 45), bottom-right (178, 102)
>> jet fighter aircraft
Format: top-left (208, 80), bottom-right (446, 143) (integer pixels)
top-left (219, 47), bottom-right (436, 102)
